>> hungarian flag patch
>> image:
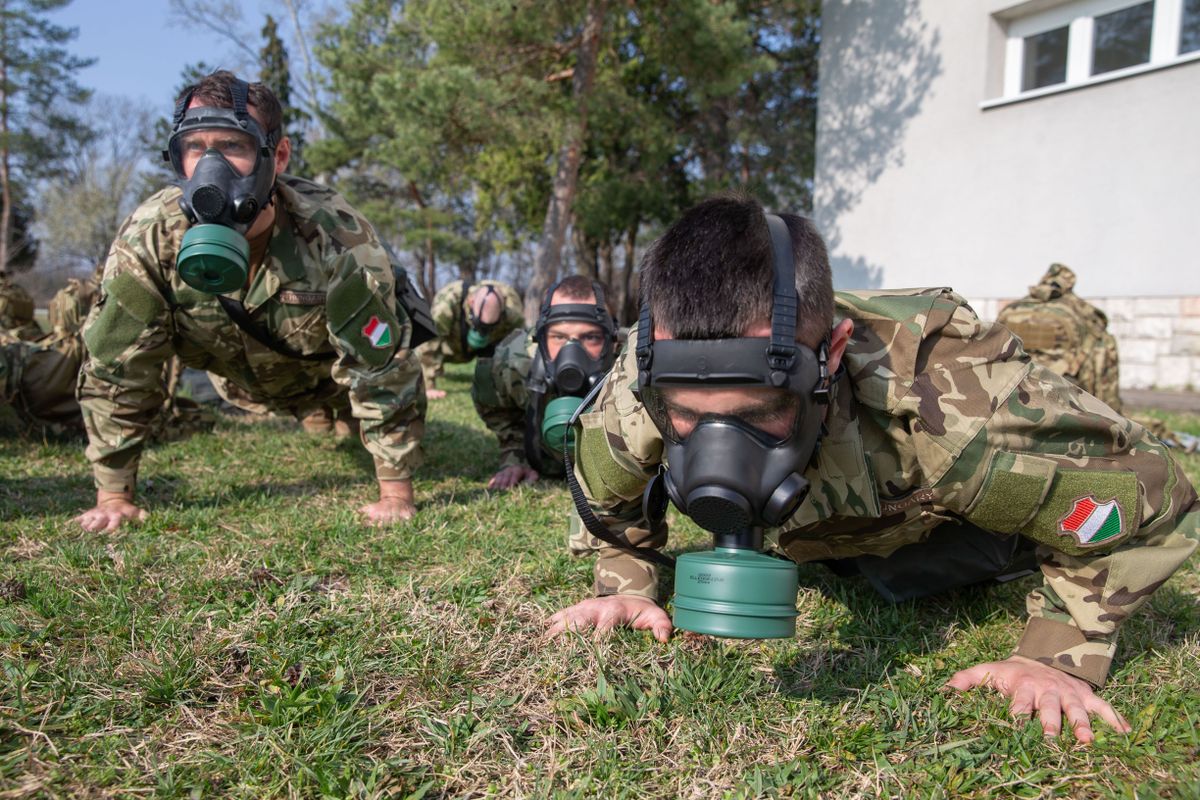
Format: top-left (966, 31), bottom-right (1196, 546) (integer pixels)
top-left (362, 316), bottom-right (393, 349)
top-left (1059, 495), bottom-right (1124, 547)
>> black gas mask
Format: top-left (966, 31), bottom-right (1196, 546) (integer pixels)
top-left (465, 285), bottom-right (503, 352)
top-left (634, 214), bottom-right (833, 638)
top-left (163, 78), bottom-right (279, 294)
top-left (524, 279), bottom-right (617, 469)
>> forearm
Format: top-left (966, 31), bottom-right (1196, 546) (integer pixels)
top-left (339, 351), bottom-right (427, 481)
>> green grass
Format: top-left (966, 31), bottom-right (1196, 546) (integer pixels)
top-left (2, 364), bottom-right (1199, 798)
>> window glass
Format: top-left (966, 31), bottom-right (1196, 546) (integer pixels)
top-left (1092, 1), bottom-right (1155, 75)
top-left (1022, 25), bottom-right (1070, 90)
top-left (1181, 0), bottom-right (1200, 54)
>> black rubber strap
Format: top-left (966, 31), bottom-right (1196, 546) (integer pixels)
top-left (563, 376), bottom-right (676, 570)
top-left (217, 295), bottom-right (335, 363)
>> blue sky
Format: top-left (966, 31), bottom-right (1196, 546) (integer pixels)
top-left (49, 0), bottom-right (279, 108)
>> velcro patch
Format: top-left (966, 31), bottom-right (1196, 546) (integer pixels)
top-left (577, 413), bottom-right (646, 502)
top-left (965, 451), bottom-right (1057, 533)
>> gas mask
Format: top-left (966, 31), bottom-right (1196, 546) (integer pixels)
top-left (634, 214), bottom-right (833, 639)
top-left (524, 280), bottom-right (617, 467)
top-left (465, 285), bottom-right (503, 352)
top-left (163, 78), bottom-right (279, 294)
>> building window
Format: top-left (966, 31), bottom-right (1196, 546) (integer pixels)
top-left (1023, 26), bottom-right (1071, 89)
top-left (1182, 0), bottom-right (1200, 53)
top-left (1093, 1), bottom-right (1155, 74)
top-left (996, 0), bottom-right (1200, 102)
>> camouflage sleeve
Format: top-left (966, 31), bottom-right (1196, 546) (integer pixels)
top-left (78, 209), bottom-right (176, 494)
top-left (417, 338), bottom-right (447, 389)
top-left (933, 342), bottom-right (1200, 687)
top-left (323, 216), bottom-right (425, 482)
top-left (569, 328), bottom-right (666, 600)
top-left (471, 331), bottom-right (531, 470)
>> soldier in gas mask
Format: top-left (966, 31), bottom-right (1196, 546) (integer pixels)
top-left (74, 70), bottom-right (426, 531)
top-left (417, 279), bottom-right (524, 399)
top-left (473, 275), bottom-right (616, 490)
top-left (549, 193), bottom-right (1200, 744)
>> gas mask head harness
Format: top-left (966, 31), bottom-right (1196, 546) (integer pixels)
top-left (523, 278), bottom-right (618, 469)
top-left (465, 284), bottom-right (504, 352)
top-left (163, 77), bottom-right (280, 294)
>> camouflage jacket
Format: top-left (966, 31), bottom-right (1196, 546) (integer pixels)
top-left (0, 278), bottom-right (43, 341)
top-left (570, 288), bottom-right (1199, 687)
top-left (79, 175), bottom-right (426, 493)
top-left (0, 331), bottom-right (82, 432)
top-left (997, 264), bottom-right (1122, 411)
top-left (418, 279), bottom-right (524, 388)
top-left (471, 328), bottom-right (567, 474)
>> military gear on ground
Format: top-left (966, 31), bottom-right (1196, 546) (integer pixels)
top-left (997, 263), bottom-right (1122, 411)
top-left (417, 279), bottom-right (523, 390)
top-left (80, 175), bottom-right (425, 495)
top-left (569, 287), bottom-right (1200, 687)
top-left (0, 278), bottom-right (42, 341)
top-left (0, 331), bottom-right (82, 433)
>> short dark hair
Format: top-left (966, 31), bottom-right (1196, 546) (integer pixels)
top-left (551, 275), bottom-right (600, 304)
top-left (639, 193), bottom-right (832, 344)
top-left (178, 70), bottom-right (284, 141)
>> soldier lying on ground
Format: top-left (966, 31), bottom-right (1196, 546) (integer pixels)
top-left (74, 70), bottom-right (425, 532)
top-left (474, 275), bottom-right (617, 490)
top-left (549, 193), bottom-right (1198, 744)
top-left (0, 272), bottom-right (44, 342)
top-left (417, 279), bottom-right (524, 399)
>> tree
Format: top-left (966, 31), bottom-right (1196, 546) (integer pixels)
top-left (0, 0), bottom-right (93, 272)
top-left (260, 13), bottom-right (309, 173)
top-left (312, 1), bottom-right (822, 320)
top-left (38, 95), bottom-right (157, 272)
top-left (524, 0), bottom-right (607, 322)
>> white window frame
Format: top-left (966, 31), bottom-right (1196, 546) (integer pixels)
top-left (988, 0), bottom-right (1200, 108)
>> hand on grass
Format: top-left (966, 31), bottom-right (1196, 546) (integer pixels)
top-left (547, 595), bottom-right (672, 642)
top-left (359, 479), bottom-right (416, 525)
top-left (488, 465), bottom-right (539, 490)
top-left (426, 388), bottom-right (447, 400)
top-left (75, 491), bottom-right (147, 532)
top-left (945, 655), bottom-right (1131, 743)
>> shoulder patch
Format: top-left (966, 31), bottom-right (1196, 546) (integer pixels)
top-left (1059, 495), bottom-right (1125, 547)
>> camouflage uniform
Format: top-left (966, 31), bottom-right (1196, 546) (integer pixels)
top-left (0, 277), bottom-right (44, 341)
top-left (997, 264), bottom-right (1122, 411)
top-left (471, 328), bottom-right (566, 476)
top-left (417, 279), bottom-right (524, 390)
top-left (0, 331), bottom-right (82, 432)
top-left (79, 175), bottom-right (426, 494)
top-left (570, 288), bottom-right (1199, 687)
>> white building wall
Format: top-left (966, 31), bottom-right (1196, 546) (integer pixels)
top-left (814, 0), bottom-right (1200, 299)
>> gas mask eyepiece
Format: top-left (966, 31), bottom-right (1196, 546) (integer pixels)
top-left (164, 77), bottom-right (279, 294)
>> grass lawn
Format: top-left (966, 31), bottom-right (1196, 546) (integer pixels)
top-left (2, 364), bottom-right (1198, 798)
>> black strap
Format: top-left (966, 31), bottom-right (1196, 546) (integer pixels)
top-left (458, 281), bottom-right (473, 355)
top-left (171, 88), bottom-right (194, 128)
top-left (216, 295), bottom-right (336, 363)
top-left (765, 214), bottom-right (798, 374)
top-left (563, 376), bottom-right (676, 570)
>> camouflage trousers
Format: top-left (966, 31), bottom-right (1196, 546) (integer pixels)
top-left (824, 522), bottom-right (1039, 603)
top-left (0, 335), bottom-right (83, 434)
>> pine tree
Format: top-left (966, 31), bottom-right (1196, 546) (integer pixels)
top-left (260, 13), bottom-right (307, 174)
top-left (0, 0), bottom-right (93, 272)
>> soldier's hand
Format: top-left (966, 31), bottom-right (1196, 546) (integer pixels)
top-left (75, 491), bottom-right (147, 532)
top-left (487, 465), bottom-right (539, 490)
top-left (359, 479), bottom-right (416, 526)
top-left (944, 655), bottom-right (1131, 743)
top-left (547, 595), bottom-right (672, 642)
top-left (426, 388), bottom-right (447, 400)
